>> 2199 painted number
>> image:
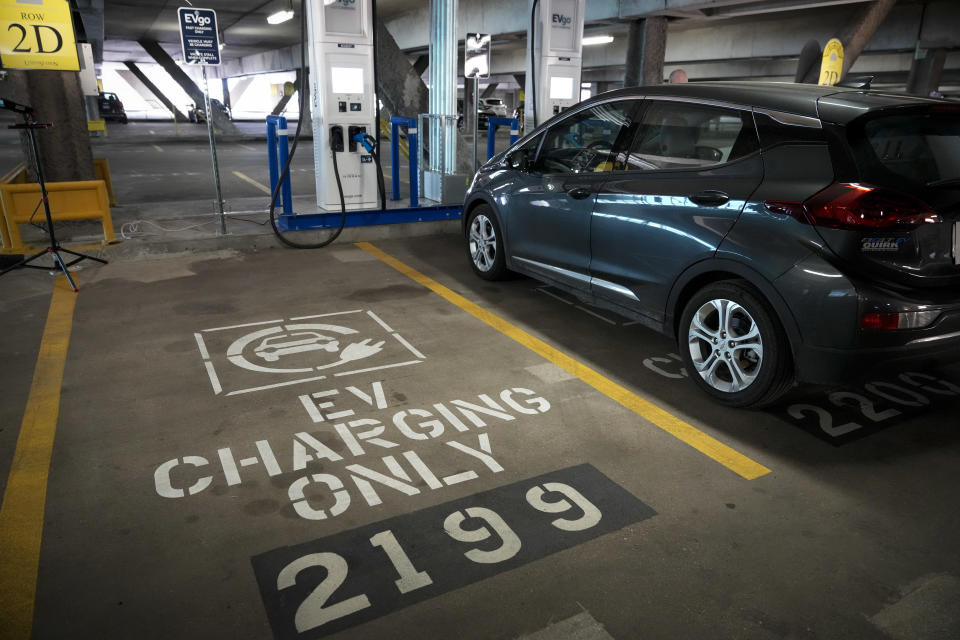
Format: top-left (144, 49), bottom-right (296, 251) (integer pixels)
top-left (278, 482), bottom-right (598, 634)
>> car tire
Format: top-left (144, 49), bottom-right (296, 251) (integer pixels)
top-left (466, 205), bottom-right (509, 281)
top-left (678, 280), bottom-right (793, 408)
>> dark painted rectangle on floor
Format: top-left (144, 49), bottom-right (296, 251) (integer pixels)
top-left (251, 463), bottom-right (656, 639)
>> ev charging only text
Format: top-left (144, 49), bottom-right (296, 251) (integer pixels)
top-left (153, 382), bottom-right (551, 520)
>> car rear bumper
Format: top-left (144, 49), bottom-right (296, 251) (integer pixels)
top-left (796, 324), bottom-right (960, 384)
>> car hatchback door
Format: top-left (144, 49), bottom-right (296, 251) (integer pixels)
top-left (590, 99), bottom-right (763, 323)
top-left (505, 100), bottom-right (637, 292)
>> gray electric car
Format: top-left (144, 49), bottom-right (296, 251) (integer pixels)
top-left (462, 82), bottom-right (960, 407)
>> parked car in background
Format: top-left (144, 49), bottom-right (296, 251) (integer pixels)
top-left (188, 99), bottom-right (231, 123)
top-left (458, 98), bottom-right (498, 130)
top-left (481, 98), bottom-right (508, 117)
top-left (98, 92), bottom-right (128, 124)
top-left (464, 81), bottom-right (960, 407)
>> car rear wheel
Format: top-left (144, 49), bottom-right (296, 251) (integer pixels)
top-left (679, 280), bottom-right (793, 408)
top-left (467, 205), bottom-right (508, 280)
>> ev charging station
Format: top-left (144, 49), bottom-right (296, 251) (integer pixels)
top-left (306, 0), bottom-right (379, 211)
top-left (525, 0), bottom-right (585, 130)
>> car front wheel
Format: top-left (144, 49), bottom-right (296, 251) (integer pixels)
top-left (679, 280), bottom-right (793, 408)
top-left (466, 205), bottom-right (508, 280)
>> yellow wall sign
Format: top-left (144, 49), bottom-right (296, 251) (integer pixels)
top-left (818, 37), bottom-right (844, 86)
top-left (0, 0), bottom-right (79, 71)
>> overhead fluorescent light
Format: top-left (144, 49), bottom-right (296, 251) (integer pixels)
top-left (582, 35), bottom-right (614, 46)
top-left (267, 9), bottom-right (294, 25)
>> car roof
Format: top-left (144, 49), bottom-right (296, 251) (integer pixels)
top-left (589, 81), bottom-right (944, 122)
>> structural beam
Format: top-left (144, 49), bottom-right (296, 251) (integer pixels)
top-left (837, 0), bottom-right (897, 80)
top-left (228, 76), bottom-right (256, 106)
top-left (121, 62), bottom-right (189, 121)
top-left (413, 55), bottom-right (429, 76)
top-left (137, 39), bottom-right (238, 134)
top-left (375, 19), bottom-right (428, 121)
top-left (271, 68), bottom-right (301, 116)
top-left (624, 17), bottom-right (667, 86)
top-left (480, 82), bottom-right (500, 98)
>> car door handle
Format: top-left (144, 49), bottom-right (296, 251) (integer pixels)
top-left (689, 190), bottom-right (730, 206)
top-left (567, 187), bottom-right (593, 200)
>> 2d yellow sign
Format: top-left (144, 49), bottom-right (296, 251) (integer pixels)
top-left (0, 0), bottom-right (79, 71)
top-left (818, 38), bottom-right (844, 86)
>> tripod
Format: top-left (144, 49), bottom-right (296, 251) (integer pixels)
top-left (0, 108), bottom-right (108, 292)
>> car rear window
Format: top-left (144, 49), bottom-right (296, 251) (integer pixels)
top-left (853, 109), bottom-right (960, 187)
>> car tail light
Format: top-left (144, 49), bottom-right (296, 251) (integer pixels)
top-left (804, 183), bottom-right (939, 229)
top-left (118, 102), bottom-right (124, 109)
top-left (860, 310), bottom-right (941, 330)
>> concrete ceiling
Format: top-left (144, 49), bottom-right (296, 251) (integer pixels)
top-left (101, 0), bottom-right (417, 63)
top-left (96, 0), bottom-right (960, 93)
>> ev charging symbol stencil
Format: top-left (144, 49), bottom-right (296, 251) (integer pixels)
top-left (194, 309), bottom-right (425, 396)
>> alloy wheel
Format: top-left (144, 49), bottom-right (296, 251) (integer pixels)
top-left (687, 298), bottom-right (764, 393)
top-left (469, 214), bottom-right (497, 272)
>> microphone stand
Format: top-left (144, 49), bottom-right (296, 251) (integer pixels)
top-left (0, 109), bottom-right (108, 292)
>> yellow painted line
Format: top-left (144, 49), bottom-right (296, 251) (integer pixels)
top-left (0, 276), bottom-right (78, 638)
top-left (356, 242), bottom-right (772, 480)
top-left (152, 144), bottom-right (164, 152)
top-left (232, 170), bottom-right (272, 195)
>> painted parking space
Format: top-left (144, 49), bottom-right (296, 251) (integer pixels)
top-left (4, 237), bottom-right (960, 639)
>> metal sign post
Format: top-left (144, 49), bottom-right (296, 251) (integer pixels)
top-left (465, 33), bottom-right (491, 174)
top-left (178, 6), bottom-right (226, 234)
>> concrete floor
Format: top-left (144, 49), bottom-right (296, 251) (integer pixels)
top-left (2, 231), bottom-right (959, 640)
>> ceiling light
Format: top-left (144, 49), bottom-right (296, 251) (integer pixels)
top-left (267, 9), bottom-right (294, 24)
top-left (582, 35), bottom-right (614, 46)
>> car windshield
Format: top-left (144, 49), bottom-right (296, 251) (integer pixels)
top-left (486, 99), bottom-right (504, 105)
top-left (852, 109), bottom-right (960, 188)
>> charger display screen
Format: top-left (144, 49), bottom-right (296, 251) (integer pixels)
top-left (331, 67), bottom-right (363, 94)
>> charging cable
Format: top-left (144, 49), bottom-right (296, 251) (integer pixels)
top-left (268, 0), bottom-right (347, 249)
top-left (353, 132), bottom-right (387, 211)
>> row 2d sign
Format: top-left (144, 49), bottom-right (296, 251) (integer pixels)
top-left (178, 6), bottom-right (220, 66)
top-left (0, 0), bottom-right (79, 71)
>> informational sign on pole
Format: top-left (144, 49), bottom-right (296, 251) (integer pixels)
top-left (177, 6), bottom-right (221, 66)
top-left (0, 0), bottom-right (79, 71)
top-left (465, 33), bottom-right (491, 172)
top-left (178, 6), bottom-right (226, 234)
top-left (464, 33), bottom-right (491, 79)
top-left (818, 38), bottom-right (844, 86)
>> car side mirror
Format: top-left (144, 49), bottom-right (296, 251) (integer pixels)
top-left (507, 150), bottom-right (529, 171)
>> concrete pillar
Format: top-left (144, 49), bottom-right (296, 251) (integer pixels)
top-left (228, 76), bottom-right (255, 107)
top-left (413, 55), bottom-right (429, 76)
top-left (906, 47), bottom-right (946, 96)
top-left (137, 38), bottom-right (238, 134)
top-left (272, 68), bottom-right (301, 116)
top-left (480, 82), bottom-right (500, 99)
top-left (838, 0), bottom-right (897, 80)
top-left (75, 0), bottom-right (105, 63)
top-left (624, 17), bottom-right (667, 87)
top-left (122, 62), bottom-right (189, 121)
top-left (5, 70), bottom-right (94, 182)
